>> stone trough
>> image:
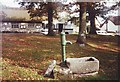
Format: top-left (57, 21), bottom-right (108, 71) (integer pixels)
top-left (66, 57), bottom-right (99, 74)
top-left (44, 57), bottom-right (99, 78)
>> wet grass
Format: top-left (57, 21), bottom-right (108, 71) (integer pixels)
top-left (1, 33), bottom-right (119, 80)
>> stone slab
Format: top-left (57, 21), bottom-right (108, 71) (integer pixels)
top-left (44, 60), bottom-right (56, 77)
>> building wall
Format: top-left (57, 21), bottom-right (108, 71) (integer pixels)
top-left (107, 21), bottom-right (119, 32)
top-left (95, 16), bottom-right (119, 33)
top-left (1, 22), bottom-right (43, 33)
top-left (99, 21), bottom-right (119, 32)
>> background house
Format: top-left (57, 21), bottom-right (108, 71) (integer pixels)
top-left (0, 6), bottom-right (44, 33)
top-left (96, 16), bottom-right (120, 35)
top-left (0, 6), bottom-right (76, 34)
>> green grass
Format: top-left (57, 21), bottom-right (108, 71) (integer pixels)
top-left (1, 33), bottom-right (119, 80)
top-left (1, 59), bottom-right (44, 80)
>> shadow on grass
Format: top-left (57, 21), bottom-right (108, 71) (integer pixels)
top-left (2, 33), bottom-right (119, 80)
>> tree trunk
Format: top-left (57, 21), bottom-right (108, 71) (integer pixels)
top-left (89, 4), bottom-right (97, 34)
top-left (47, 2), bottom-right (55, 36)
top-left (76, 3), bottom-right (87, 46)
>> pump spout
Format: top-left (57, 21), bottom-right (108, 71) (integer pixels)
top-left (66, 41), bottom-right (72, 44)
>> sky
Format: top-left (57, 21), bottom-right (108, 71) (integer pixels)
top-left (0, 0), bottom-right (119, 8)
top-left (0, 0), bottom-right (119, 16)
top-left (0, 0), bottom-right (20, 7)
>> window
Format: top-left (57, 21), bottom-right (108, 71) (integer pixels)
top-left (20, 25), bottom-right (26, 29)
top-left (28, 23), bottom-right (34, 28)
top-left (12, 23), bottom-right (19, 28)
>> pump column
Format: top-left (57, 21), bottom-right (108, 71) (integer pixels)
top-left (60, 32), bottom-right (66, 63)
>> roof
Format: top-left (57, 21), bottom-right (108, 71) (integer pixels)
top-left (109, 16), bottom-right (120, 25)
top-left (1, 20), bottom-right (42, 23)
top-left (1, 6), bottom-right (30, 20)
top-left (0, 6), bottom-right (43, 23)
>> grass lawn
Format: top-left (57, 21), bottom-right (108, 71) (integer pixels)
top-left (1, 33), bottom-right (119, 80)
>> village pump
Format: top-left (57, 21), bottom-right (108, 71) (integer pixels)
top-left (60, 32), bottom-right (72, 63)
top-left (45, 22), bottom-right (99, 77)
top-left (45, 32), bottom-right (99, 78)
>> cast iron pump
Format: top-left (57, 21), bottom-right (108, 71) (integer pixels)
top-left (60, 32), bottom-right (72, 63)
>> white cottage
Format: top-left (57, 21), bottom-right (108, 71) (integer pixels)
top-left (96, 16), bottom-right (120, 36)
top-left (42, 20), bottom-right (74, 34)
